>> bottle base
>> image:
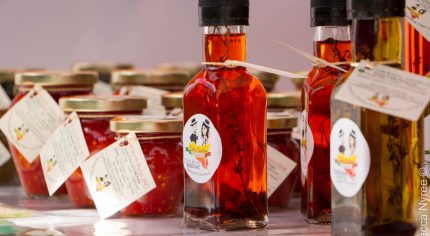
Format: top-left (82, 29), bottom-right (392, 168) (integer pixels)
top-left (304, 212), bottom-right (331, 225)
top-left (184, 212), bottom-right (268, 231)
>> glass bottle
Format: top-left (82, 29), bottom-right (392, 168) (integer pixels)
top-left (183, 0), bottom-right (268, 231)
top-left (404, 15), bottom-right (430, 77)
top-left (301, 0), bottom-right (352, 223)
top-left (331, 1), bottom-right (421, 235)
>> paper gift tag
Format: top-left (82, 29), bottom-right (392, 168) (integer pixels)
top-left (334, 62), bottom-right (430, 121)
top-left (0, 141), bottom-right (11, 168)
top-left (0, 85), bottom-right (11, 110)
top-left (120, 85), bottom-right (167, 115)
top-left (81, 132), bottom-right (156, 219)
top-left (0, 87), bottom-right (64, 163)
top-left (40, 112), bottom-right (90, 196)
top-left (267, 145), bottom-right (297, 197)
top-left (405, 0), bottom-right (430, 41)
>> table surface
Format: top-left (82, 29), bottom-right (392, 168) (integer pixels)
top-left (0, 186), bottom-right (331, 236)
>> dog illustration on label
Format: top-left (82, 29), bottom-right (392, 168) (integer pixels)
top-left (335, 129), bottom-right (358, 180)
top-left (369, 92), bottom-right (390, 107)
top-left (96, 175), bottom-right (111, 192)
top-left (47, 156), bottom-right (58, 172)
top-left (407, 3), bottom-right (427, 19)
top-left (185, 119), bottom-right (212, 169)
top-left (14, 124), bottom-right (29, 141)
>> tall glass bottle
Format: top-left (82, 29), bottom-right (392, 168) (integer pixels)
top-left (331, 0), bottom-right (421, 235)
top-left (301, 0), bottom-right (352, 223)
top-left (183, 0), bottom-right (268, 231)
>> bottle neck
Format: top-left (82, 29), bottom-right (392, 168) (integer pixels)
top-left (352, 17), bottom-right (402, 63)
top-left (313, 26), bottom-right (352, 62)
top-left (204, 26), bottom-right (246, 63)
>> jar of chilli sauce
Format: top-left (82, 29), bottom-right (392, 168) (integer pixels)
top-left (10, 71), bottom-right (98, 197)
top-left (161, 92), bottom-right (183, 116)
top-left (267, 112), bottom-right (300, 207)
top-left (110, 116), bottom-right (183, 216)
top-left (59, 95), bottom-right (147, 208)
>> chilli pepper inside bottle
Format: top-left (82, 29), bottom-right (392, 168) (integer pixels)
top-left (10, 71), bottom-right (98, 197)
top-left (183, 0), bottom-right (268, 231)
top-left (300, 0), bottom-right (352, 223)
top-left (59, 95), bottom-right (147, 208)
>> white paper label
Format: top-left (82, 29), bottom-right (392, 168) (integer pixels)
top-left (93, 82), bottom-right (113, 95)
top-left (40, 112), bottom-right (90, 196)
top-left (406, 0), bottom-right (430, 41)
top-left (334, 63), bottom-right (430, 121)
top-left (267, 145), bottom-right (297, 197)
top-left (0, 85), bottom-right (11, 110)
top-left (425, 115), bottom-right (430, 178)
top-left (330, 118), bottom-right (370, 198)
top-left (0, 141), bottom-right (11, 168)
top-left (183, 114), bottom-right (222, 184)
top-left (81, 133), bottom-right (156, 219)
top-left (120, 85), bottom-right (167, 115)
top-left (300, 110), bottom-right (314, 176)
top-left (0, 87), bottom-right (64, 163)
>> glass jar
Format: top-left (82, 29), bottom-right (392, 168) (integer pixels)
top-left (59, 95), bottom-right (147, 208)
top-left (111, 69), bottom-right (190, 93)
top-left (267, 112), bottom-right (300, 207)
top-left (73, 62), bottom-right (134, 83)
top-left (162, 92), bottom-right (183, 116)
top-left (249, 69), bottom-right (279, 92)
top-left (110, 115), bottom-right (183, 216)
top-left (10, 71), bottom-right (98, 197)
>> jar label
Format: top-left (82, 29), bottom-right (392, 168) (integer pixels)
top-left (40, 112), bottom-right (90, 196)
top-left (330, 118), bottom-right (370, 198)
top-left (0, 140), bottom-right (10, 168)
top-left (80, 133), bottom-right (156, 219)
top-left (406, 0), bottom-right (430, 41)
top-left (425, 115), bottom-right (430, 178)
top-left (120, 85), bottom-right (167, 115)
top-left (183, 114), bottom-right (222, 184)
top-left (0, 87), bottom-right (64, 163)
top-left (300, 110), bottom-right (314, 177)
top-left (267, 145), bottom-right (297, 197)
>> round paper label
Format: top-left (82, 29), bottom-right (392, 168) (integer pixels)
top-left (183, 114), bottom-right (222, 184)
top-left (300, 110), bottom-right (314, 176)
top-left (330, 118), bottom-right (370, 198)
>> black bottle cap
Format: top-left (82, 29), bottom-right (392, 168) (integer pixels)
top-left (311, 0), bottom-right (350, 27)
top-left (347, 0), bottom-right (405, 19)
top-left (199, 0), bottom-right (249, 26)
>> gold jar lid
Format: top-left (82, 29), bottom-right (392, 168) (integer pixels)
top-left (60, 95), bottom-right (147, 113)
top-left (15, 71), bottom-right (98, 86)
top-left (110, 115), bottom-right (183, 133)
top-left (267, 112), bottom-right (298, 129)
top-left (0, 69), bottom-right (44, 83)
top-left (111, 69), bottom-right (190, 86)
top-left (162, 92), bottom-right (183, 109)
top-left (156, 62), bottom-right (201, 78)
top-left (267, 91), bottom-right (301, 109)
top-left (292, 70), bottom-right (307, 90)
top-left (73, 62), bottom-right (134, 73)
top-left (248, 69), bottom-right (279, 91)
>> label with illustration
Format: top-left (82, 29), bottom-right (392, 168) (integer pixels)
top-left (0, 87), bottom-right (64, 163)
top-left (425, 115), bottom-right (430, 179)
top-left (80, 133), bottom-right (156, 219)
top-left (300, 110), bottom-right (314, 177)
top-left (267, 145), bottom-right (297, 197)
top-left (334, 63), bottom-right (430, 122)
top-left (330, 118), bottom-right (370, 197)
top-left (406, 0), bottom-right (430, 41)
top-left (183, 114), bottom-right (222, 184)
top-left (40, 112), bottom-right (90, 196)
top-left (120, 85), bottom-right (168, 115)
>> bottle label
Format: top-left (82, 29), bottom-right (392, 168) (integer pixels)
top-left (120, 85), bottom-right (167, 115)
top-left (425, 115), bottom-right (430, 179)
top-left (330, 118), bottom-right (370, 198)
top-left (80, 133), bottom-right (156, 219)
top-left (183, 114), bottom-right (222, 184)
top-left (267, 145), bottom-right (297, 197)
top-left (40, 112), bottom-right (90, 196)
top-left (334, 63), bottom-right (430, 122)
top-left (406, 0), bottom-right (430, 41)
top-left (300, 110), bottom-right (314, 176)
top-left (0, 87), bottom-right (64, 163)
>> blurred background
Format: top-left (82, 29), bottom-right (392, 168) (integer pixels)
top-left (0, 0), bottom-right (313, 89)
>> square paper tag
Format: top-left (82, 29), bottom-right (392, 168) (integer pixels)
top-left (40, 112), bottom-right (90, 196)
top-left (0, 87), bottom-right (64, 163)
top-left (0, 141), bottom-right (11, 168)
top-left (120, 85), bottom-right (167, 115)
top-left (406, 0), bottom-right (430, 41)
top-left (267, 145), bottom-right (297, 197)
top-left (334, 62), bottom-right (430, 121)
top-left (80, 132), bottom-right (156, 219)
